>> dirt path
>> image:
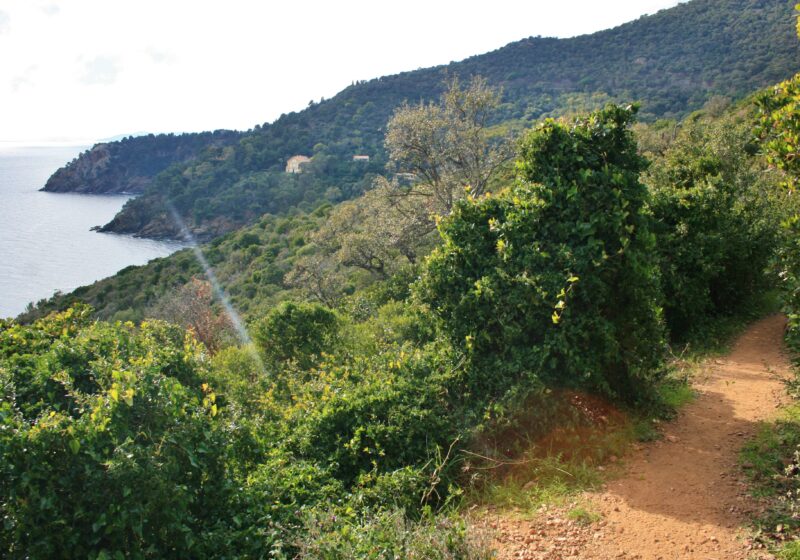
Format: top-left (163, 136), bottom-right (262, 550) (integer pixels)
top-left (487, 314), bottom-right (792, 560)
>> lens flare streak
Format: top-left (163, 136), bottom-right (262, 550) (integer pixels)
top-left (167, 203), bottom-right (265, 372)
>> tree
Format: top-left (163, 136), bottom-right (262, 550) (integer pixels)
top-left (285, 252), bottom-right (344, 307)
top-left (145, 277), bottom-right (234, 353)
top-left (385, 75), bottom-right (513, 217)
top-left (286, 182), bottom-right (439, 303)
top-left (287, 76), bottom-right (511, 304)
top-left (313, 184), bottom-right (434, 269)
top-left (648, 109), bottom-right (780, 337)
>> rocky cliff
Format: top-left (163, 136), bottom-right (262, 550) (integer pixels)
top-left (42, 130), bottom-right (241, 194)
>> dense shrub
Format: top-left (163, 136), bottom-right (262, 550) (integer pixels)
top-left (418, 105), bottom-right (664, 402)
top-left (209, 343), bottom-right (271, 416)
top-left (254, 301), bottom-right (340, 369)
top-left (647, 110), bottom-right (780, 338)
top-left (0, 307), bottom-right (233, 558)
top-left (0, 302), bottom-right (487, 557)
top-left (757, 73), bottom-right (800, 358)
top-left (778, 216), bottom-right (800, 358)
top-left (278, 341), bottom-right (462, 486)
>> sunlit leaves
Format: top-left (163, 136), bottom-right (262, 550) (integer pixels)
top-left (418, 104), bottom-right (664, 402)
top-left (0, 307), bottom-right (227, 558)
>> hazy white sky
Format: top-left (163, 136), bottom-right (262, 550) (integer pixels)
top-left (0, 0), bottom-right (685, 145)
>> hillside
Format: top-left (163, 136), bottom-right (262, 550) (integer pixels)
top-left (46, 0), bottom-right (800, 240)
top-left (7, 1), bottom-right (800, 556)
top-left (17, 210), bottom-right (326, 324)
top-left (42, 130), bottom-right (241, 194)
top-left (8, 89), bottom-right (800, 557)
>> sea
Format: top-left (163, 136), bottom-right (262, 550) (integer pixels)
top-left (0, 145), bottom-right (184, 318)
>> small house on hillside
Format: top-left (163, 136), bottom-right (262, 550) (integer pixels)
top-left (352, 154), bottom-right (370, 162)
top-left (286, 155), bottom-right (311, 173)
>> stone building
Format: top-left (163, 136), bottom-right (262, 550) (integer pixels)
top-left (286, 155), bottom-right (311, 173)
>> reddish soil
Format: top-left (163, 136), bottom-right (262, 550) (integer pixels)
top-left (485, 314), bottom-right (792, 560)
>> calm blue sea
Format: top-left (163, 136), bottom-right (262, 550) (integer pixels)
top-left (0, 145), bottom-right (184, 318)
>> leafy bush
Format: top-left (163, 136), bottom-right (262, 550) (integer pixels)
top-left (204, 451), bottom-right (346, 559)
top-left (757, 74), bottom-right (800, 192)
top-left (279, 341), bottom-right (462, 487)
top-left (0, 307), bottom-right (233, 558)
top-left (209, 343), bottom-right (271, 416)
top-left (418, 105), bottom-right (664, 402)
top-left (254, 301), bottom-right (340, 369)
top-left (647, 109), bottom-right (780, 338)
top-left (778, 215), bottom-right (800, 358)
top-left (757, 73), bottom-right (800, 359)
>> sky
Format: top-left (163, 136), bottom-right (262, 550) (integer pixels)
top-left (0, 0), bottom-right (686, 146)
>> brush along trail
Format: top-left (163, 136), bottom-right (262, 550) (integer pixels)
top-left (483, 314), bottom-right (792, 560)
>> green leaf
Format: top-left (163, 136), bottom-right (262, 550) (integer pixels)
top-left (92, 515), bottom-right (106, 534)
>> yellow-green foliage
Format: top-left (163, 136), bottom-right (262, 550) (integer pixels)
top-left (418, 105), bottom-right (664, 403)
top-left (0, 306), bottom-right (232, 558)
top-left (757, 73), bottom-right (800, 362)
top-left (778, 540), bottom-right (800, 560)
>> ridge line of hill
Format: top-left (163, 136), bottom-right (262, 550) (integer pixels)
top-left (42, 0), bottom-right (800, 241)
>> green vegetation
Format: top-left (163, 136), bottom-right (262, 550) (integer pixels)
top-left (0, 306), bottom-right (233, 557)
top-left (43, 130), bottom-right (241, 195)
top-left (656, 380), bottom-right (696, 410)
top-left (567, 506), bottom-right (602, 526)
top-left (9, 90), bottom-right (795, 556)
top-left (297, 510), bottom-right (492, 559)
top-left (419, 105), bottom-right (663, 402)
top-left (647, 107), bottom-right (784, 339)
top-left (739, 48), bottom-right (800, 556)
top-left (780, 541), bottom-right (800, 560)
top-left (741, 404), bottom-right (800, 553)
top-left (47, 0), bottom-right (800, 239)
top-left (758, 72), bottom-right (800, 362)
top-left (10, 5), bottom-right (800, 549)
top-left (741, 404), bottom-right (800, 496)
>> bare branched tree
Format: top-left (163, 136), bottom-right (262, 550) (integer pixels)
top-left (385, 75), bottom-right (513, 215)
top-left (146, 277), bottom-right (234, 353)
top-left (287, 76), bottom-right (511, 303)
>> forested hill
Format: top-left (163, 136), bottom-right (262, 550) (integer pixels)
top-left (52, 0), bottom-right (800, 239)
top-left (42, 130), bottom-right (241, 194)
